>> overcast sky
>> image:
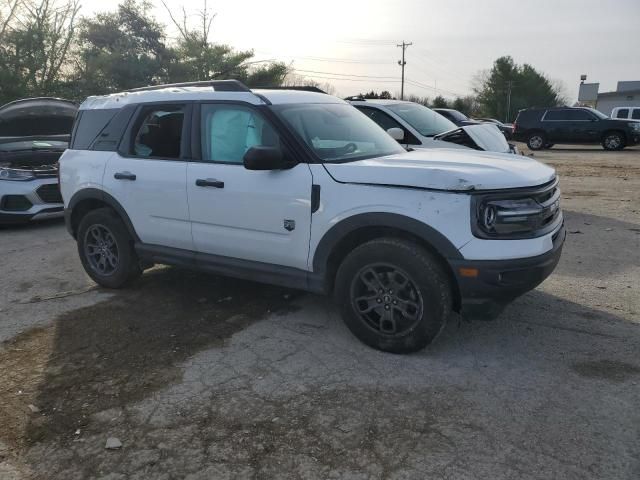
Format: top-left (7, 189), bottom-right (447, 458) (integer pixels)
top-left (82, 0), bottom-right (639, 101)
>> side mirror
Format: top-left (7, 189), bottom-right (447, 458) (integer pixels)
top-left (243, 146), bottom-right (288, 170)
top-left (387, 127), bottom-right (405, 142)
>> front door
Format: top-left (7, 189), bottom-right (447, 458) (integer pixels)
top-left (187, 103), bottom-right (313, 270)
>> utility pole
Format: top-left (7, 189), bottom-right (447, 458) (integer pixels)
top-left (397, 41), bottom-right (412, 100)
top-left (505, 80), bottom-right (514, 123)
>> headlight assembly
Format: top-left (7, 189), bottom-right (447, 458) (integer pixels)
top-left (0, 167), bottom-right (36, 181)
top-left (471, 178), bottom-right (562, 239)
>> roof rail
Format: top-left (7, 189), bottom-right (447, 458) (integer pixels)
top-left (127, 79), bottom-right (251, 93)
top-left (344, 95), bottom-right (365, 101)
top-left (257, 86), bottom-right (327, 94)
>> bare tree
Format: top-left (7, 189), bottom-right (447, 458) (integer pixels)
top-left (0, 0), bottom-right (22, 39)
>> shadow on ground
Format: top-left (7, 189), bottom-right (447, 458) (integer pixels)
top-left (0, 266), bottom-right (302, 453)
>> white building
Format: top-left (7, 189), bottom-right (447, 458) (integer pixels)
top-left (578, 81), bottom-right (640, 116)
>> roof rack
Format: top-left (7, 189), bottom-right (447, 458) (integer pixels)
top-left (257, 86), bottom-right (327, 94)
top-left (127, 79), bottom-right (251, 93)
top-left (344, 95), bottom-right (365, 101)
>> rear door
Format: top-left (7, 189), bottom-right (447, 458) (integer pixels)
top-left (103, 103), bottom-right (193, 250)
top-left (186, 102), bottom-right (313, 270)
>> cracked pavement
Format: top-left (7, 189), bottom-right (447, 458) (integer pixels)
top-left (0, 146), bottom-right (639, 479)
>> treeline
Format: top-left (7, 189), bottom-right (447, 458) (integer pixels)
top-left (0, 0), bottom-right (289, 105)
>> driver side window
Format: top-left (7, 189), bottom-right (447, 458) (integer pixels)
top-left (200, 104), bottom-right (280, 164)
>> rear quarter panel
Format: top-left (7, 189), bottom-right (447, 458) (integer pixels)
top-left (59, 150), bottom-right (113, 206)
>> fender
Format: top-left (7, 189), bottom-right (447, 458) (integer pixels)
top-left (65, 188), bottom-right (140, 242)
top-left (312, 212), bottom-right (463, 274)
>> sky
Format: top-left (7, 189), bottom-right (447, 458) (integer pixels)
top-left (81, 0), bottom-right (639, 102)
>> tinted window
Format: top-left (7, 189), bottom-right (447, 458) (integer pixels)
top-left (543, 110), bottom-right (571, 121)
top-left (72, 109), bottom-right (118, 149)
top-left (387, 103), bottom-right (457, 136)
top-left (615, 109), bottom-right (629, 119)
top-left (201, 104), bottom-right (280, 164)
top-left (568, 109), bottom-right (594, 121)
top-left (633, 109), bottom-right (640, 120)
top-left (132, 106), bottom-right (184, 159)
top-left (357, 107), bottom-right (403, 131)
top-left (356, 106), bottom-right (422, 145)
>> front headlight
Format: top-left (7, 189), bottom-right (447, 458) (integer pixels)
top-left (0, 167), bottom-right (36, 181)
top-left (472, 179), bottom-right (562, 239)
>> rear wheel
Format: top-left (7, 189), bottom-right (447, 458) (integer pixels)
top-left (77, 208), bottom-right (142, 288)
top-left (334, 238), bottom-right (452, 353)
top-left (527, 132), bottom-right (546, 150)
top-left (602, 132), bottom-right (625, 151)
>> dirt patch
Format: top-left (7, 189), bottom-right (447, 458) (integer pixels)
top-left (0, 267), bottom-right (302, 455)
top-left (572, 360), bottom-right (640, 383)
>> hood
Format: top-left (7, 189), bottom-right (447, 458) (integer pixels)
top-left (434, 123), bottom-right (511, 154)
top-left (0, 97), bottom-right (77, 138)
top-left (324, 148), bottom-right (556, 191)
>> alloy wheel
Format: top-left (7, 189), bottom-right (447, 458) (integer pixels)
top-left (84, 224), bottom-right (119, 276)
top-left (350, 263), bottom-right (424, 336)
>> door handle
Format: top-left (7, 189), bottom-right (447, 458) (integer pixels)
top-left (195, 178), bottom-right (224, 188)
top-left (114, 172), bottom-right (136, 181)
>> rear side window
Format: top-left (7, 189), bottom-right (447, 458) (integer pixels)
top-left (543, 110), bottom-right (571, 121)
top-left (615, 109), bottom-right (629, 119)
top-left (568, 110), bottom-right (594, 121)
top-left (633, 109), bottom-right (640, 120)
top-left (71, 109), bottom-right (119, 149)
top-left (131, 106), bottom-right (185, 159)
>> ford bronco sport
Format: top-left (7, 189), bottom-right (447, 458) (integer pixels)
top-left (60, 80), bottom-right (565, 353)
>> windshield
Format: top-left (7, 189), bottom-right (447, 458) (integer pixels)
top-left (387, 103), bottom-right (457, 136)
top-left (273, 103), bottom-right (405, 162)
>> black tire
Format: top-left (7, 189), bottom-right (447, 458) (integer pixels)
top-left (77, 207), bottom-right (142, 288)
top-left (527, 132), bottom-right (546, 150)
top-left (334, 238), bottom-right (452, 354)
top-left (602, 132), bottom-right (625, 151)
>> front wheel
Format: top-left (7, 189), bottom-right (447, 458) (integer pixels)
top-left (334, 238), bottom-right (452, 353)
top-left (602, 132), bottom-right (625, 151)
top-left (77, 208), bottom-right (142, 288)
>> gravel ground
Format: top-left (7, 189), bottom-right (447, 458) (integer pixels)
top-left (0, 145), bottom-right (639, 480)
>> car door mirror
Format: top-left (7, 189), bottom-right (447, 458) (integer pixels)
top-left (387, 127), bottom-right (405, 142)
top-left (243, 146), bottom-right (289, 170)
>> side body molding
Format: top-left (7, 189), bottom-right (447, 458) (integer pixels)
top-left (65, 188), bottom-right (140, 242)
top-left (312, 212), bottom-right (463, 275)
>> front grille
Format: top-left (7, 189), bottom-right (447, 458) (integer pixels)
top-left (1, 195), bottom-right (33, 211)
top-left (36, 183), bottom-right (63, 204)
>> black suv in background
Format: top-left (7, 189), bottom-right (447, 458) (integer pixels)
top-left (513, 107), bottom-right (640, 151)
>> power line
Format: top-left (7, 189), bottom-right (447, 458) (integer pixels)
top-left (293, 69), bottom-right (398, 80)
top-left (292, 73), bottom-right (401, 84)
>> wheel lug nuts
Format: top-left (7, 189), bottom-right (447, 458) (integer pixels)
top-left (377, 298), bottom-right (382, 303)
top-left (384, 305), bottom-right (390, 310)
top-left (393, 300), bottom-right (397, 305)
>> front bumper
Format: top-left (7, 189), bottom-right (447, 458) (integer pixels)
top-left (450, 223), bottom-right (566, 318)
top-left (0, 177), bottom-right (63, 224)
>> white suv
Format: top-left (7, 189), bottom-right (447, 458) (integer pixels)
top-left (60, 80), bottom-right (565, 353)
